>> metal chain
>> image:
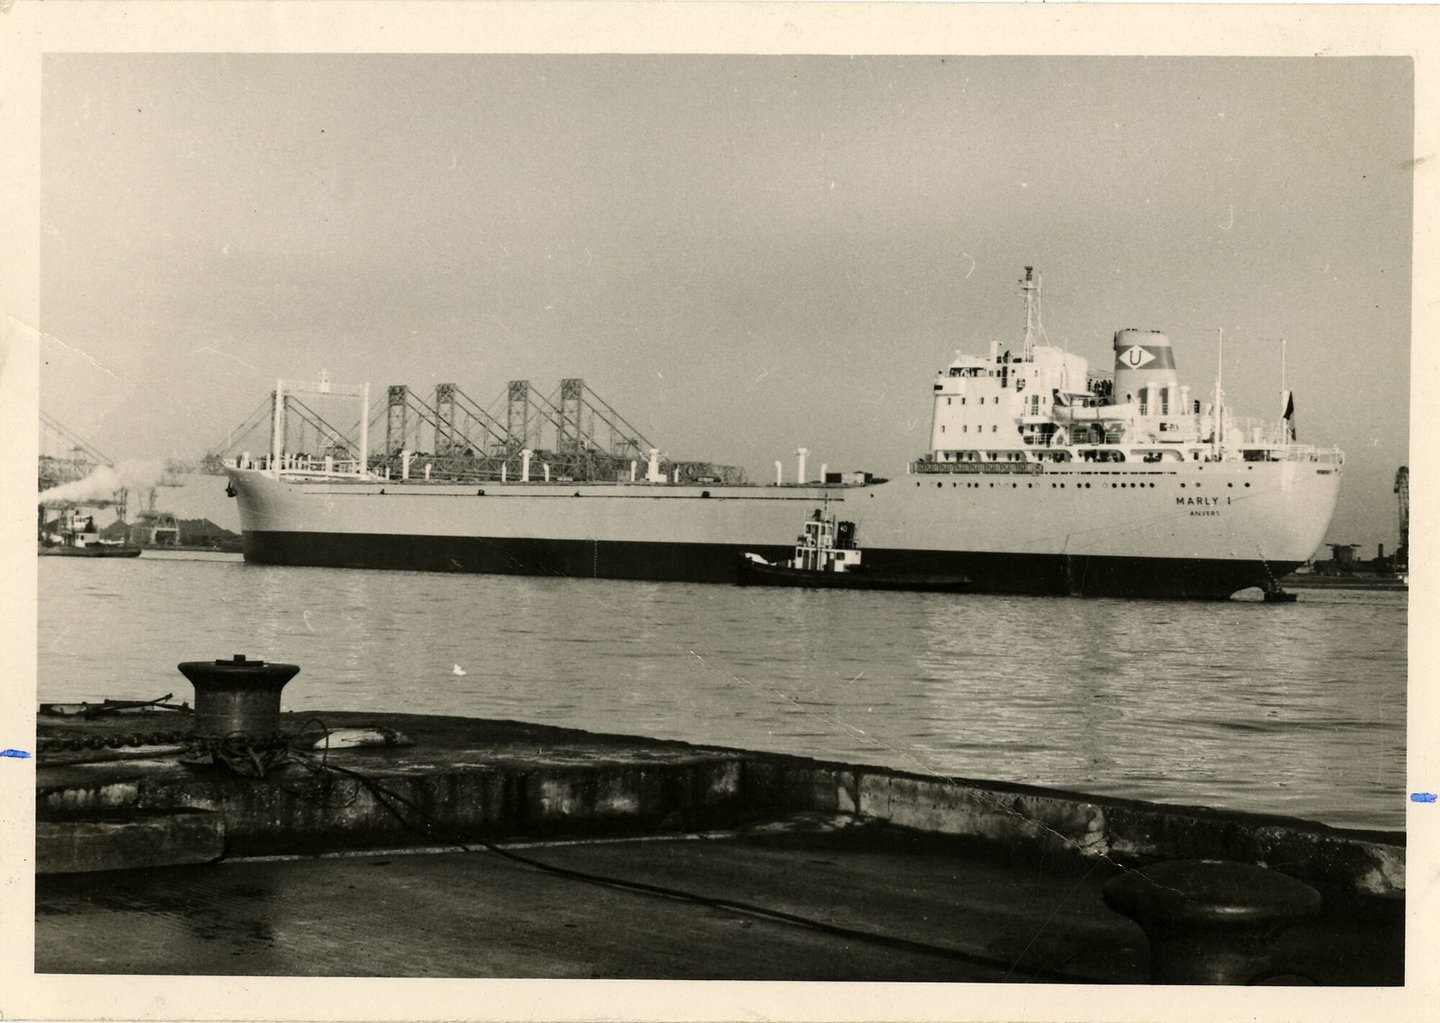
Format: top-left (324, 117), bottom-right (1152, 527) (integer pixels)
top-left (37, 729), bottom-right (196, 754)
top-left (37, 730), bottom-right (297, 782)
top-left (181, 732), bottom-right (294, 778)
top-left (1256, 545), bottom-right (1286, 593)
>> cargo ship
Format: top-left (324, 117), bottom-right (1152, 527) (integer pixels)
top-left (226, 269), bottom-right (1342, 599)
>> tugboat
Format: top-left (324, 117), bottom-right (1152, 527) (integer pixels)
top-left (38, 508), bottom-right (142, 558)
top-left (737, 509), bottom-right (970, 592)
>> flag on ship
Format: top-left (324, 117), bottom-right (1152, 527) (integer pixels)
top-left (1282, 389), bottom-right (1296, 441)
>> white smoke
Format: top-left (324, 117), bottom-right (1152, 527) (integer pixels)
top-left (39, 460), bottom-right (168, 507)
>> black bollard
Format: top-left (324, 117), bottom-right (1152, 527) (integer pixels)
top-left (177, 654), bottom-right (300, 740)
top-left (1103, 858), bottom-right (1322, 984)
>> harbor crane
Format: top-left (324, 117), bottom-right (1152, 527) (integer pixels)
top-left (38, 412), bottom-right (132, 517)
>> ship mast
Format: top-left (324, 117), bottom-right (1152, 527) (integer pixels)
top-left (1020, 266), bottom-right (1041, 360)
top-left (1211, 327), bottom-right (1225, 458)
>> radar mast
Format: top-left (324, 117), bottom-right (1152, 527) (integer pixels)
top-left (1020, 266), bottom-right (1044, 360)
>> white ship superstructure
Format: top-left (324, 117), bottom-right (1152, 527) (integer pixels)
top-left (226, 268), bottom-right (1342, 599)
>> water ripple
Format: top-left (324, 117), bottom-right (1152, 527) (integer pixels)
top-left (37, 561), bottom-right (1407, 829)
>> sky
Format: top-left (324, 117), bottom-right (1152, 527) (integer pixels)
top-left (39, 54), bottom-right (1412, 551)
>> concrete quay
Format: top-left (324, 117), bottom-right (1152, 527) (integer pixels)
top-left (34, 709), bottom-right (1405, 983)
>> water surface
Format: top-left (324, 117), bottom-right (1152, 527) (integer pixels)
top-left (38, 552), bottom-right (1406, 830)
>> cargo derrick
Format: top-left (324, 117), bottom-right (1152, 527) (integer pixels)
top-left (217, 374), bottom-right (744, 485)
top-left (434, 383), bottom-right (460, 456)
top-left (399, 376), bottom-right (743, 484)
top-left (384, 385), bottom-right (409, 456)
top-left (370, 383), bottom-right (513, 482)
top-left (524, 378), bottom-right (653, 482)
top-left (282, 395), bottom-right (361, 463)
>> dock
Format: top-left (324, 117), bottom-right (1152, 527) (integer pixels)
top-left (33, 708), bottom-right (1403, 984)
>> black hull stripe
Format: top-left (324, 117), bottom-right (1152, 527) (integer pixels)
top-left (241, 530), bottom-right (1297, 600)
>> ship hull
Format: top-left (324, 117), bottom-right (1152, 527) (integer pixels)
top-left (38, 545), bottom-right (143, 558)
top-left (229, 457), bottom-right (1340, 599)
top-left (736, 556), bottom-right (973, 593)
top-left (241, 527), bottom-right (1286, 599)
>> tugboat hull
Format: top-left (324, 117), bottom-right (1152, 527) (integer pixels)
top-left (737, 554), bottom-right (971, 593)
top-left (38, 545), bottom-right (142, 558)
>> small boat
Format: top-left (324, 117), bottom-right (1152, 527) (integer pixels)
top-left (1262, 588), bottom-right (1298, 603)
top-left (38, 509), bottom-right (142, 558)
top-left (738, 509), bottom-right (970, 592)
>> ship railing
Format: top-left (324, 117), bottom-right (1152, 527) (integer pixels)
top-left (1221, 415), bottom-right (1295, 446)
top-left (911, 459), bottom-right (1043, 475)
top-left (225, 454), bottom-right (368, 477)
top-left (1299, 446), bottom-right (1344, 465)
top-left (1232, 444), bottom-right (1344, 465)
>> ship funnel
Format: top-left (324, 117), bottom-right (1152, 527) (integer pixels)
top-left (1113, 329), bottom-right (1180, 417)
top-left (796, 448), bottom-right (808, 485)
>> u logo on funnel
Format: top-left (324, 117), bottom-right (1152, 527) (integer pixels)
top-left (1119, 345), bottom-right (1156, 368)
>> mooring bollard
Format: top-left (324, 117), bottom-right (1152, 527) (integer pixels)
top-left (177, 654), bottom-right (300, 740)
top-left (1103, 858), bottom-right (1322, 984)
